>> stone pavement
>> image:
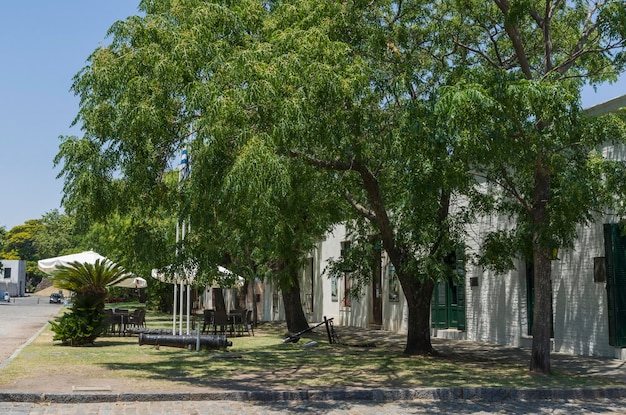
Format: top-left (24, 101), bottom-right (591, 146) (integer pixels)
top-left (3, 398), bottom-right (626, 414)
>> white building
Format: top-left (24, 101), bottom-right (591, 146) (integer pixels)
top-left (0, 259), bottom-right (27, 297)
top-left (264, 94), bottom-right (626, 360)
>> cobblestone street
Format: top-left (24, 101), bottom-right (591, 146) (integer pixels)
top-left (3, 399), bottom-right (626, 415)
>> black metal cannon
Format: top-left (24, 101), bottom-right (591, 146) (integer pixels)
top-left (138, 333), bottom-right (232, 349)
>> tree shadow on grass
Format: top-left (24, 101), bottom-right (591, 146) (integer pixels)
top-left (93, 324), bottom-right (623, 392)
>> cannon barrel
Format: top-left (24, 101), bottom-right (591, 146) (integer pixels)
top-left (138, 333), bottom-right (232, 349)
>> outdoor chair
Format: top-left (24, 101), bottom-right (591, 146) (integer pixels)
top-left (104, 309), bottom-right (117, 335)
top-left (128, 308), bottom-right (146, 329)
top-left (243, 309), bottom-right (254, 336)
top-left (212, 308), bottom-right (234, 335)
top-left (230, 308), bottom-right (246, 336)
top-left (201, 309), bottom-right (214, 334)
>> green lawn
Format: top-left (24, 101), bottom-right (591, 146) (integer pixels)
top-left (0, 302), bottom-right (620, 391)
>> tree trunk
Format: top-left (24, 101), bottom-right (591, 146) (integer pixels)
top-left (529, 155), bottom-right (552, 374)
top-left (399, 271), bottom-right (435, 355)
top-left (282, 272), bottom-right (310, 333)
top-left (530, 245), bottom-right (552, 374)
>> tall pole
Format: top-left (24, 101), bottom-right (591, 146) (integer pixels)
top-left (179, 279), bottom-right (184, 335)
top-left (178, 147), bottom-right (190, 336)
top-left (172, 282), bottom-right (177, 335)
top-left (186, 220), bottom-right (191, 334)
top-left (179, 220), bottom-right (184, 335)
top-left (173, 220), bottom-right (180, 335)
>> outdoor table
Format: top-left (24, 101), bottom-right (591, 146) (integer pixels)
top-left (107, 309), bottom-right (130, 336)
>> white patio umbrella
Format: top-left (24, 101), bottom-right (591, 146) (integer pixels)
top-left (109, 275), bottom-right (148, 289)
top-left (37, 250), bottom-right (147, 288)
top-left (151, 265), bottom-right (243, 287)
top-left (151, 265), bottom-right (244, 335)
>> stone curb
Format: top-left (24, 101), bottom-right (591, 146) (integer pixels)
top-left (2, 387), bottom-right (626, 403)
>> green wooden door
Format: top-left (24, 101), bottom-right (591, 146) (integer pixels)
top-left (432, 283), bottom-right (449, 329)
top-left (604, 223), bottom-right (626, 347)
top-left (431, 247), bottom-right (466, 331)
top-left (431, 279), bottom-right (465, 330)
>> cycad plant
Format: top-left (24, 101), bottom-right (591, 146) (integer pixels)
top-left (48, 259), bottom-right (129, 346)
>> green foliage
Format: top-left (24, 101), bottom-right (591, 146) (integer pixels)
top-left (49, 259), bottom-right (129, 297)
top-left (1, 220), bottom-right (43, 260)
top-left (49, 308), bottom-right (107, 346)
top-left (53, 0), bottom-right (626, 359)
top-left (48, 259), bottom-right (129, 346)
top-left (439, 0), bottom-right (626, 373)
top-left (34, 210), bottom-right (79, 259)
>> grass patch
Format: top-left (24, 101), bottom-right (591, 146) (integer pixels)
top-left (0, 303), bottom-right (622, 392)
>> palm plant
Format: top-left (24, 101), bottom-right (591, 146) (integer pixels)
top-left (48, 259), bottom-right (129, 346)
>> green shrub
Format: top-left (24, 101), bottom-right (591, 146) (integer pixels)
top-left (50, 307), bottom-right (107, 346)
top-left (48, 259), bottom-right (131, 346)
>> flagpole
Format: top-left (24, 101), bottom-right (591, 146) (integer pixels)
top-left (178, 217), bottom-right (185, 335)
top-left (186, 220), bottom-right (191, 335)
top-left (173, 220), bottom-right (180, 335)
top-left (177, 147), bottom-right (190, 336)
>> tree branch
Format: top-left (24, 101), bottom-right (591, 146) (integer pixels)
top-left (542, 0), bottom-right (554, 73)
top-left (493, 0), bottom-right (534, 79)
top-left (452, 39), bottom-right (502, 68)
top-left (552, 1), bottom-right (607, 76)
top-left (344, 190), bottom-right (377, 222)
top-left (288, 149), bottom-right (353, 171)
top-left (470, 169), bottom-right (531, 212)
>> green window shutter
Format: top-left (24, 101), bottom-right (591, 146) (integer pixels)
top-left (431, 283), bottom-right (448, 328)
top-left (603, 223), bottom-right (626, 347)
top-left (455, 245), bottom-right (466, 331)
top-left (456, 281), bottom-right (466, 331)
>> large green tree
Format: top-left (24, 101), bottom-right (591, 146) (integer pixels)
top-left (34, 210), bottom-right (78, 260)
top-left (255, 0), bottom-right (472, 354)
top-left (439, 0), bottom-right (626, 373)
top-left (56, 0), bottom-right (343, 333)
top-left (57, 0), bottom-right (477, 352)
top-left (1, 220), bottom-right (43, 260)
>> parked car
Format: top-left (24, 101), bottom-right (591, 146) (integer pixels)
top-left (0, 291), bottom-right (9, 302)
top-left (49, 293), bottom-right (64, 304)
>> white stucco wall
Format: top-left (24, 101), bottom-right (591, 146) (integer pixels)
top-left (260, 205), bottom-right (621, 359)
top-left (551, 221), bottom-right (614, 357)
top-left (0, 259), bottom-right (26, 296)
top-left (462, 210), bottom-right (526, 347)
top-left (463, 207), bottom-right (622, 359)
top-left (317, 224), bottom-right (369, 328)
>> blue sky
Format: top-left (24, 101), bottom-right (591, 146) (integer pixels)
top-left (0, 3), bottom-right (625, 230)
top-left (0, 1), bottom-right (141, 230)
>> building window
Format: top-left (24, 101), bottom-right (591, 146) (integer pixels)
top-left (388, 264), bottom-right (399, 302)
top-left (305, 257), bottom-right (314, 313)
top-left (3, 268), bottom-right (11, 279)
top-left (340, 241), bottom-right (352, 307)
top-left (343, 273), bottom-right (352, 307)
